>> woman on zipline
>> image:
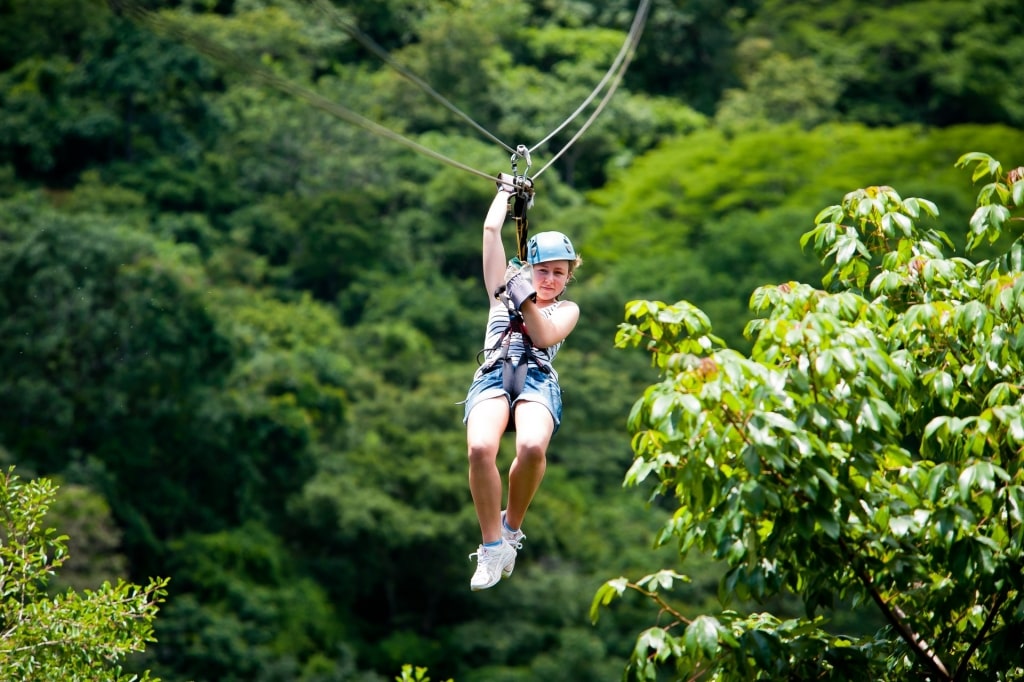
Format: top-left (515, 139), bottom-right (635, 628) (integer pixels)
top-left (463, 183), bottom-right (581, 591)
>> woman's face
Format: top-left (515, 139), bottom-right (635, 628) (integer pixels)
top-left (532, 260), bottom-right (572, 301)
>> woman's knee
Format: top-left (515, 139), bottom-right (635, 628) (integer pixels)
top-left (467, 440), bottom-right (499, 466)
top-left (514, 439), bottom-right (547, 466)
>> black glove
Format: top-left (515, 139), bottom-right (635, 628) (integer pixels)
top-left (505, 270), bottom-right (536, 310)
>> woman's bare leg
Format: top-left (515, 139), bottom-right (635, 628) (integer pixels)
top-left (466, 397), bottom-right (510, 543)
top-left (504, 400), bottom-right (554, 530)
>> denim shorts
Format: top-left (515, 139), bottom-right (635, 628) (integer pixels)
top-left (462, 365), bottom-right (563, 434)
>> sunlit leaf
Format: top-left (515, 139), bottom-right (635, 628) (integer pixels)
top-left (684, 615), bottom-right (721, 658)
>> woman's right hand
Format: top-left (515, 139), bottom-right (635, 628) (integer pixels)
top-left (495, 172), bottom-right (517, 193)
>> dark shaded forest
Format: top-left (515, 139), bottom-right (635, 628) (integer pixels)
top-left (1, 0), bottom-right (1022, 680)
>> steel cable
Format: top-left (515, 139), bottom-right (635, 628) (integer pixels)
top-left (114, 1), bottom-right (500, 183)
top-left (302, 0), bottom-right (651, 181)
top-left (306, 0), bottom-right (517, 155)
top-left (529, 0), bottom-right (651, 157)
top-left (533, 0), bottom-right (651, 179)
top-left (114, 0), bottom-right (650, 186)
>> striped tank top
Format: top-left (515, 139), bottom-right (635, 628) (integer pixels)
top-left (474, 300), bottom-right (565, 381)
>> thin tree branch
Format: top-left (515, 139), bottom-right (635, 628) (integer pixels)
top-left (838, 538), bottom-right (952, 681)
top-left (952, 586), bottom-right (1008, 681)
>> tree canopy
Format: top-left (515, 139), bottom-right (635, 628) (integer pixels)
top-left (599, 153), bottom-right (1024, 680)
top-left (0, 468), bottom-right (167, 681)
top-left (0, 0), bottom-right (1022, 679)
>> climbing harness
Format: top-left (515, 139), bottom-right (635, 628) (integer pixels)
top-left (479, 310), bottom-right (550, 395)
top-left (476, 288), bottom-right (554, 431)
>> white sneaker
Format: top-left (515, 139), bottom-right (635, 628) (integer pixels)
top-left (469, 540), bottom-right (517, 591)
top-left (500, 511), bottom-right (526, 578)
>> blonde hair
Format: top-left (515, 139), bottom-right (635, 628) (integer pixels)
top-left (568, 254), bottom-right (583, 280)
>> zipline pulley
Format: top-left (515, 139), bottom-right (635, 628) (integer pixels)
top-left (498, 145), bottom-right (536, 262)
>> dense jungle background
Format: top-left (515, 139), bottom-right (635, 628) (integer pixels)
top-left (1, 0), bottom-right (1023, 680)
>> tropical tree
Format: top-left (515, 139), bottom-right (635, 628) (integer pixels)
top-left (0, 467), bottom-right (167, 681)
top-left (741, 0), bottom-right (1024, 127)
top-left (595, 153), bottom-right (1024, 680)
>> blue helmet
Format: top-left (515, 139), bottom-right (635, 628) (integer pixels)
top-left (527, 231), bottom-right (576, 265)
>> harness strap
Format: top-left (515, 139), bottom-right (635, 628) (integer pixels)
top-left (478, 298), bottom-right (552, 432)
top-left (479, 309), bottom-right (551, 378)
top-left (502, 351), bottom-right (531, 400)
top-left (513, 193), bottom-right (530, 262)
top-left (508, 145), bottom-right (535, 261)
top-left (496, 347), bottom-right (548, 434)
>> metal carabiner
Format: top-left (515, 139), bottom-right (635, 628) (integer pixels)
top-left (510, 145), bottom-right (533, 182)
top-left (508, 145), bottom-right (535, 208)
top-left (515, 144), bottom-right (532, 176)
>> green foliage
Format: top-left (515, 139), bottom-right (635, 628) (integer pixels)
top-left (715, 44), bottom-right (841, 132)
top-left (0, 468), bottom-right (167, 682)
top-left (0, 194), bottom-right (242, 543)
top-left (396, 664), bottom-right (453, 682)
top-left (0, 4), bottom-right (222, 187)
top-left (44, 482), bottom-right (130, 594)
top-left (599, 154), bottom-right (1024, 680)
top-left (2, 0), bottom-right (1023, 679)
top-left (149, 522), bottom-right (345, 682)
top-left (588, 123), bottom-right (1024, 348)
top-left (0, 0), bottom-right (106, 70)
top-left (744, 0), bottom-right (1024, 127)
top-left (622, 0), bottom-right (755, 114)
